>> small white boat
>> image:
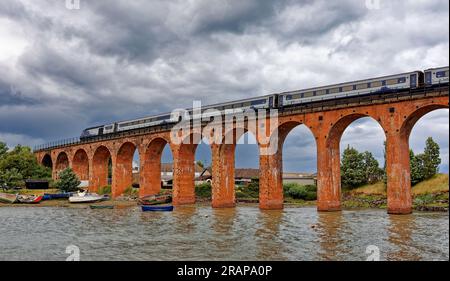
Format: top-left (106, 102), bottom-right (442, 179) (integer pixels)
top-left (69, 191), bottom-right (104, 203)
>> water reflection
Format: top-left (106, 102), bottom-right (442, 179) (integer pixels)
top-left (254, 210), bottom-right (286, 260)
top-left (316, 211), bottom-right (347, 261)
top-left (212, 208), bottom-right (236, 234)
top-left (387, 214), bottom-right (421, 261)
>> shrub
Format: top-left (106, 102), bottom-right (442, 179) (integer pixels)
top-left (195, 182), bottom-right (212, 198)
top-left (124, 186), bottom-right (139, 196)
top-left (97, 185), bottom-right (112, 195)
top-left (284, 183), bottom-right (317, 201)
top-left (56, 168), bottom-right (80, 192)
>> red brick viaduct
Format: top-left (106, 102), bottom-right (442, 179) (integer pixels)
top-left (35, 89), bottom-right (448, 214)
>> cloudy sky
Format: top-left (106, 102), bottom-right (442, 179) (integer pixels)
top-left (0, 0), bottom-right (448, 173)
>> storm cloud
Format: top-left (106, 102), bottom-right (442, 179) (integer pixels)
top-left (0, 0), bottom-right (448, 172)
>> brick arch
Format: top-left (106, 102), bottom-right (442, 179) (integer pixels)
top-left (91, 145), bottom-right (112, 192)
top-left (113, 142), bottom-right (137, 198)
top-left (41, 153), bottom-right (53, 169)
top-left (55, 152), bottom-right (69, 179)
top-left (140, 137), bottom-right (174, 197)
top-left (72, 149), bottom-right (89, 181)
top-left (318, 113), bottom-right (386, 211)
top-left (400, 104), bottom-right (449, 140)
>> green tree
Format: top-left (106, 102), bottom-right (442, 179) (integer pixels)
top-left (341, 146), bottom-right (366, 189)
top-left (196, 160), bottom-right (204, 169)
top-left (0, 145), bottom-right (51, 180)
top-left (0, 141), bottom-right (8, 159)
top-left (56, 168), bottom-right (81, 192)
top-left (422, 137), bottom-right (441, 179)
top-left (362, 151), bottom-right (384, 184)
top-left (410, 150), bottom-right (424, 185)
top-left (0, 168), bottom-right (24, 190)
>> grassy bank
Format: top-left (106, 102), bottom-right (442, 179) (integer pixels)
top-left (344, 174), bottom-right (449, 211)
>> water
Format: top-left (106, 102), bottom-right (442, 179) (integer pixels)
top-left (0, 206), bottom-right (448, 261)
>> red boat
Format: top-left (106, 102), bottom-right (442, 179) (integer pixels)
top-left (17, 195), bottom-right (44, 204)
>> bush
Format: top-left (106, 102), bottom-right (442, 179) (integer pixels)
top-left (284, 183), bottom-right (317, 201)
top-left (97, 185), bottom-right (112, 195)
top-left (56, 168), bottom-right (80, 192)
top-left (195, 182), bottom-right (212, 198)
top-left (124, 186), bottom-right (139, 196)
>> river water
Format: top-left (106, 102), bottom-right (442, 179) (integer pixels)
top-left (0, 206), bottom-right (448, 261)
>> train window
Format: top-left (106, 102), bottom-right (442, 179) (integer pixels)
top-left (286, 95), bottom-right (292, 100)
top-left (316, 90), bottom-right (325, 96)
top-left (386, 79), bottom-right (398, 85)
top-left (304, 92), bottom-right (313, 98)
top-left (356, 83), bottom-right (367, 90)
top-left (436, 71), bottom-right (448, 78)
top-left (326, 89), bottom-right (330, 95)
top-left (382, 80), bottom-right (386, 86)
top-left (372, 81), bottom-right (382, 87)
top-left (243, 102), bottom-right (251, 107)
top-left (301, 93), bottom-right (304, 98)
top-left (342, 85), bottom-right (353, 92)
top-left (312, 91), bottom-right (316, 96)
top-left (251, 99), bottom-right (266, 106)
top-left (398, 77), bottom-right (406, 83)
top-left (367, 82), bottom-right (371, 88)
top-left (339, 87), bottom-right (343, 92)
top-left (329, 88), bottom-right (339, 94)
top-left (352, 85), bottom-right (356, 90)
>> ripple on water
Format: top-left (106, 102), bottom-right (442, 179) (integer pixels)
top-left (0, 206), bottom-right (448, 261)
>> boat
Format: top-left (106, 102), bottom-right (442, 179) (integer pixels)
top-left (138, 194), bottom-right (172, 206)
top-left (90, 205), bottom-right (114, 209)
top-left (69, 191), bottom-right (104, 203)
top-left (17, 195), bottom-right (43, 204)
top-left (141, 205), bottom-right (174, 212)
top-left (43, 192), bottom-right (74, 200)
top-left (0, 192), bottom-right (18, 204)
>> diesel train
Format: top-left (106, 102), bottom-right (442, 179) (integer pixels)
top-left (80, 66), bottom-right (449, 140)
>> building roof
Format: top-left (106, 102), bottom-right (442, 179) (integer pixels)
top-left (160, 163), bottom-right (204, 173)
top-left (283, 172), bottom-right (316, 179)
top-left (235, 169), bottom-right (260, 179)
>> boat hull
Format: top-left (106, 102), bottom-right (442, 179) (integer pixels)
top-left (17, 195), bottom-right (43, 204)
top-left (69, 196), bottom-right (104, 203)
top-left (141, 205), bottom-right (174, 212)
top-left (0, 193), bottom-right (18, 204)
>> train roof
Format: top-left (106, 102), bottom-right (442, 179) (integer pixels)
top-left (278, 70), bottom-right (423, 95)
top-left (424, 66), bottom-right (449, 71)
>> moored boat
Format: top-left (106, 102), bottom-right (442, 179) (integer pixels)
top-left (0, 192), bottom-right (18, 204)
top-left (43, 192), bottom-right (74, 200)
top-left (17, 195), bottom-right (43, 204)
top-left (141, 205), bottom-right (174, 212)
top-left (69, 191), bottom-right (104, 203)
top-left (138, 194), bottom-right (172, 206)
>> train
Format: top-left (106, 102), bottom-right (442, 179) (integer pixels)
top-left (80, 66), bottom-right (449, 140)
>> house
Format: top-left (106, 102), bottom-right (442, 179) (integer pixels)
top-left (132, 162), bottom-right (205, 188)
top-left (234, 169), bottom-right (260, 186)
top-left (198, 168), bottom-right (317, 186)
top-left (282, 172), bottom-right (317, 186)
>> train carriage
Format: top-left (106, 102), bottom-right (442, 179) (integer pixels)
top-left (279, 71), bottom-right (423, 107)
top-left (424, 66), bottom-right (449, 86)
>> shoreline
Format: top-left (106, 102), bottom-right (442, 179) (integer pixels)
top-left (1, 197), bottom-right (448, 212)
